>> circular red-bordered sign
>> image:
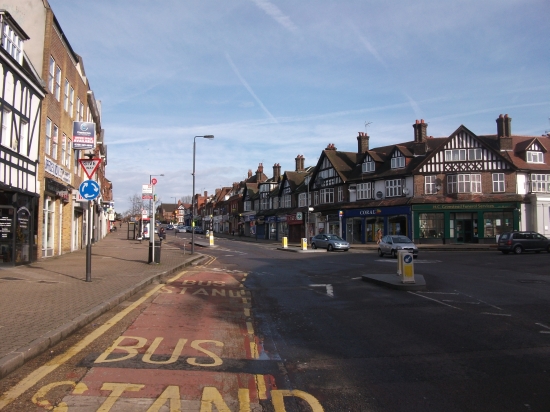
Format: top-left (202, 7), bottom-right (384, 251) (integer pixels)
top-left (151, 178), bottom-right (158, 185)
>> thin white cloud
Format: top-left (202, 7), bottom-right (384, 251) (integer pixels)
top-left (349, 22), bottom-right (386, 66)
top-left (225, 52), bottom-right (278, 123)
top-left (249, 0), bottom-right (299, 33)
top-left (404, 93), bottom-right (422, 119)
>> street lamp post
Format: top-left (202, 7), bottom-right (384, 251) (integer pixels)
top-left (149, 174), bottom-right (164, 264)
top-left (192, 135), bottom-right (214, 254)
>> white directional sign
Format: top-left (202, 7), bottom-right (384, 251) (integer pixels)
top-left (79, 158), bottom-right (102, 179)
top-left (142, 184), bottom-right (153, 200)
top-left (79, 180), bottom-right (100, 200)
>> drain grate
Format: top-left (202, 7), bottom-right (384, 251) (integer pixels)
top-left (517, 279), bottom-right (546, 284)
top-left (0, 277), bottom-right (24, 281)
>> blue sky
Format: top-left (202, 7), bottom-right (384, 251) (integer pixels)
top-left (48, 0), bottom-right (550, 213)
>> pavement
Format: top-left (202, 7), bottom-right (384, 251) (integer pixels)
top-left (0, 224), bottom-right (204, 380)
top-left (0, 227), bottom-right (497, 380)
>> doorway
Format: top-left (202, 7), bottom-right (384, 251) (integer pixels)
top-left (454, 213), bottom-right (476, 243)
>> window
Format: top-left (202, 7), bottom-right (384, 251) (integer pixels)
top-left (63, 79), bottom-right (69, 111)
top-left (298, 193), bottom-right (307, 207)
top-left (45, 118), bottom-right (52, 156)
top-left (76, 98), bottom-right (81, 120)
top-left (419, 213), bottom-right (444, 239)
top-left (483, 212), bottom-right (513, 238)
top-left (320, 188), bottom-right (334, 204)
top-left (391, 155), bottom-right (405, 169)
top-left (362, 161), bottom-right (375, 173)
top-left (244, 201), bottom-right (251, 212)
top-left (48, 57), bottom-right (55, 94)
top-left (69, 87), bottom-right (74, 117)
top-left (314, 191), bottom-right (319, 206)
top-left (51, 124), bottom-right (58, 160)
top-left (492, 173), bottom-right (505, 192)
top-left (283, 194), bottom-right (292, 208)
top-left (468, 148), bottom-right (483, 160)
top-left (74, 149), bottom-right (80, 175)
top-left (447, 174), bottom-right (482, 193)
top-left (425, 175), bottom-right (437, 194)
top-left (65, 138), bottom-right (71, 168)
top-left (20, 120), bottom-right (28, 152)
top-left (54, 65), bottom-right (61, 101)
top-left (2, 24), bottom-right (23, 63)
top-left (385, 179), bottom-right (402, 197)
top-left (338, 186), bottom-right (343, 202)
top-left (260, 194), bottom-right (269, 210)
top-left (2, 109), bottom-right (12, 149)
top-left (61, 134), bottom-right (67, 166)
top-left (357, 182), bottom-right (372, 200)
top-left (527, 151), bottom-right (544, 164)
top-left (445, 149), bottom-right (466, 161)
top-left (530, 174), bottom-right (550, 193)
top-left (79, 101), bottom-right (84, 121)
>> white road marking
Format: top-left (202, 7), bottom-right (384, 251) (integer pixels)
top-left (351, 277), bottom-right (362, 280)
top-left (418, 292), bottom-right (459, 295)
top-left (442, 300), bottom-right (480, 304)
top-left (480, 312), bottom-right (511, 316)
top-left (536, 323), bottom-right (550, 330)
top-left (408, 291), bottom-right (462, 310)
top-left (310, 284), bottom-right (334, 297)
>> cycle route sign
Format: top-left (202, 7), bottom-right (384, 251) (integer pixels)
top-left (79, 180), bottom-right (100, 200)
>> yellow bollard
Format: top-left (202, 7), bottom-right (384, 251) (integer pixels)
top-left (282, 237), bottom-right (288, 248)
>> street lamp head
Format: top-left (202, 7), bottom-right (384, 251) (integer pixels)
top-left (196, 135), bottom-right (214, 139)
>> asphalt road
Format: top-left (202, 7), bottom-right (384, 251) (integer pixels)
top-left (203, 236), bottom-right (550, 411)
top-left (1, 234), bottom-right (548, 411)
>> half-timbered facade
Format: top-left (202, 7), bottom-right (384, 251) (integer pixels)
top-left (0, 11), bottom-right (46, 265)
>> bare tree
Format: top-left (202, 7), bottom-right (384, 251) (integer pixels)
top-left (126, 193), bottom-right (145, 217)
top-left (180, 195), bottom-right (192, 204)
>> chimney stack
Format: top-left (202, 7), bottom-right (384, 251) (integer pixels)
top-left (295, 155), bottom-right (305, 172)
top-left (247, 169), bottom-right (252, 178)
top-left (256, 163), bottom-right (264, 182)
top-left (273, 163), bottom-right (281, 182)
top-left (412, 119), bottom-right (428, 143)
top-left (357, 132), bottom-right (370, 153)
top-left (496, 114), bottom-right (513, 150)
top-left (325, 143), bottom-right (337, 151)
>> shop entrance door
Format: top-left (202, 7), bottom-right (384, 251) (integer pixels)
top-left (0, 206), bottom-right (15, 265)
top-left (456, 219), bottom-right (473, 243)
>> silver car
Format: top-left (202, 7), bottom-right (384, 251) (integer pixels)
top-left (175, 225), bottom-right (187, 233)
top-left (378, 235), bottom-right (418, 258)
top-left (311, 234), bottom-right (350, 251)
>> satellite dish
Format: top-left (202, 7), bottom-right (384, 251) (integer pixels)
top-left (403, 188), bottom-right (410, 195)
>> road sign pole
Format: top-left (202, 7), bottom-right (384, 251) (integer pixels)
top-left (151, 183), bottom-right (155, 264)
top-left (86, 200), bottom-right (92, 282)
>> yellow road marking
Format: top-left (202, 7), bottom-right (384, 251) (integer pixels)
top-left (255, 375), bottom-right (267, 400)
top-left (246, 322), bottom-right (254, 335)
top-left (0, 270), bottom-right (188, 410)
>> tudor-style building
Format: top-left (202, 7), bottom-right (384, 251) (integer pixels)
top-left (0, 11), bottom-right (46, 265)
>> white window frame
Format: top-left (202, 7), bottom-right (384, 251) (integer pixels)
top-left (54, 65), bottom-right (61, 101)
top-left (338, 186), bottom-right (343, 202)
top-left (385, 179), bottom-right (402, 197)
top-left (320, 188), bottom-right (334, 204)
top-left (314, 191), bottom-right (319, 206)
top-left (45, 118), bottom-right (52, 156)
top-left (527, 151), bottom-right (544, 164)
top-left (283, 194), bottom-right (292, 208)
top-left (76, 97), bottom-right (81, 120)
top-left (244, 201), bottom-right (251, 212)
top-left (448, 174), bottom-right (482, 193)
top-left (468, 148), bottom-right (483, 160)
top-left (530, 174), bottom-right (550, 193)
top-left (357, 182), bottom-right (372, 200)
top-left (79, 101), bottom-right (84, 121)
top-left (492, 173), bottom-right (505, 192)
top-left (2, 108), bottom-right (13, 150)
top-left (61, 134), bottom-right (67, 166)
top-left (69, 87), bottom-right (74, 117)
top-left (298, 193), bottom-right (307, 207)
top-left (391, 156), bottom-right (405, 169)
top-left (51, 124), bottom-right (58, 160)
top-left (445, 149), bottom-right (467, 161)
top-left (66, 137), bottom-right (71, 168)
top-left (63, 79), bottom-right (69, 111)
top-left (425, 175), bottom-right (437, 194)
top-left (48, 57), bottom-right (55, 94)
top-left (362, 161), bottom-right (375, 173)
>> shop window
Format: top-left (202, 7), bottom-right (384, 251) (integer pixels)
top-left (483, 212), bottom-right (513, 238)
top-left (388, 215), bottom-right (407, 236)
top-left (419, 213), bottom-right (443, 238)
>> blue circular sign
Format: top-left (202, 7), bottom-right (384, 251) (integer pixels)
top-left (79, 180), bottom-right (100, 200)
top-left (404, 254), bottom-right (413, 264)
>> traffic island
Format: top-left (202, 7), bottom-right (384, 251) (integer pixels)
top-left (277, 247), bottom-right (326, 253)
top-left (361, 273), bottom-right (426, 291)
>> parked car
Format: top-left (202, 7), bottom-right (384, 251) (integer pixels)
top-left (378, 235), bottom-right (418, 258)
top-left (193, 227), bottom-right (204, 234)
top-left (175, 225), bottom-right (187, 233)
top-left (311, 234), bottom-right (350, 251)
top-left (497, 231), bottom-right (550, 254)
top-left (166, 224), bottom-right (174, 230)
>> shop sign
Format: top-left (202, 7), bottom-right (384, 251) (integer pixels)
top-left (286, 214), bottom-right (302, 224)
top-left (45, 178), bottom-right (69, 196)
top-left (0, 215), bottom-right (12, 238)
top-left (277, 215), bottom-right (287, 222)
top-left (412, 202), bottom-right (518, 211)
top-left (56, 190), bottom-right (69, 203)
top-left (266, 216), bottom-right (276, 223)
top-left (44, 157), bottom-right (71, 184)
top-left (243, 214), bottom-right (256, 222)
top-left (359, 208), bottom-right (382, 216)
top-left (72, 121), bottom-right (96, 150)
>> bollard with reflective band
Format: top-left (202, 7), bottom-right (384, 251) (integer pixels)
top-left (397, 250), bottom-right (415, 283)
top-left (282, 237), bottom-right (288, 248)
top-left (301, 238), bottom-right (307, 250)
top-left (209, 234), bottom-right (214, 246)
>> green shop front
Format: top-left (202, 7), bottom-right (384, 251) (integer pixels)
top-left (413, 202), bottom-right (520, 244)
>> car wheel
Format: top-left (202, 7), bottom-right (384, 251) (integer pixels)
top-left (391, 249), bottom-right (397, 258)
top-left (328, 244), bottom-right (334, 251)
top-left (547, 245), bottom-right (550, 253)
top-left (501, 251), bottom-right (509, 255)
top-left (378, 248), bottom-right (384, 257)
top-left (513, 245), bottom-right (523, 254)
top-left (312, 243), bottom-right (317, 249)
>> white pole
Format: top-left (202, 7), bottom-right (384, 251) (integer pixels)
top-left (151, 182), bottom-right (155, 263)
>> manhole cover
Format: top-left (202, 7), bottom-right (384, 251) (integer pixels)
top-left (517, 279), bottom-right (546, 284)
top-left (0, 277), bottom-right (24, 281)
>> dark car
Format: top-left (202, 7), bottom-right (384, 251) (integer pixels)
top-left (311, 234), bottom-right (350, 251)
top-left (193, 227), bottom-right (204, 234)
top-left (378, 235), bottom-right (418, 258)
top-left (497, 231), bottom-right (550, 254)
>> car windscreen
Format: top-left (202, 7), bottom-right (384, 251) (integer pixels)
top-left (327, 235), bottom-right (343, 241)
top-left (392, 236), bottom-right (412, 243)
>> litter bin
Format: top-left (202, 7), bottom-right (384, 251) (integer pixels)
top-left (148, 241), bottom-right (161, 263)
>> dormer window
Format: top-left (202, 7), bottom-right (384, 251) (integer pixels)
top-left (527, 151), bottom-right (544, 164)
top-left (1, 20), bottom-right (23, 64)
top-left (391, 153), bottom-right (405, 169)
top-left (362, 160), bottom-right (375, 173)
